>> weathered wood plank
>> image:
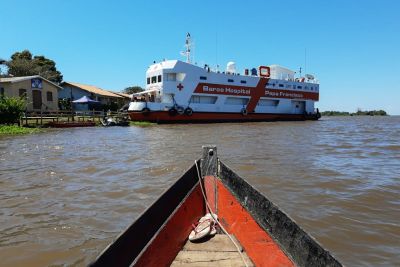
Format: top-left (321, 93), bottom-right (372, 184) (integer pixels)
top-left (182, 234), bottom-right (243, 252)
top-left (171, 234), bottom-right (253, 266)
top-left (182, 235), bottom-right (235, 252)
top-left (171, 251), bottom-right (253, 267)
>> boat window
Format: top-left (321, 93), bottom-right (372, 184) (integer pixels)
top-left (165, 73), bottom-right (177, 81)
top-left (258, 99), bottom-right (279, 106)
top-left (279, 84), bottom-right (284, 87)
top-left (305, 86), bottom-right (308, 90)
top-left (190, 95), bottom-right (217, 104)
top-left (311, 87), bottom-right (313, 91)
top-left (151, 76), bottom-right (157, 83)
top-left (240, 80), bottom-right (247, 84)
top-left (147, 77), bottom-right (150, 84)
top-left (228, 79), bottom-right (234, 82)
top-left (225, 97), bottom-right (249, 105)
top-left (177, 73), bottom-right (186, 82)
top-left (297, 85), bottom-right (302, 89)
top-left (293, 85), bottom-right (296, 89)
top-left (158, 75), bottom-right (162, 83)
top-left (200, 76), bottom-right (207, 80)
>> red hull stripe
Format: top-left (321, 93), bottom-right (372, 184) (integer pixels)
top-left (134, 185), bottom-right (205, 266)
top-left (216, 178), bottom-right (294, 267)
top-left (246, 77), bottom-right (269, 112)
top-left (193, 82), bottom-right (319, 101)
top-left (129, 111), bottom-right (313, 123)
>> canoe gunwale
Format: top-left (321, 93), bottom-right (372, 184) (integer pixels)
top-left (218, 160), bottom-right (343, 267)
top-left (90, 146), bottom-right (343, 267)
top-left (89, 160), bottom-right (201, 267)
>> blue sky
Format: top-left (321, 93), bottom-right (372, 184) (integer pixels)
top-left (1, 0), bottom-right (399, 114)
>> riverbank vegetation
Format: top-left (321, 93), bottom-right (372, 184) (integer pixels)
top-left (130, 121), bottom-right (156, 127)
top-left (0, 96), bottom-right (26, 124)
top-left (0, 125), bottom-right (41, 135)
top-left (322, 109), bottom-right (388, 116)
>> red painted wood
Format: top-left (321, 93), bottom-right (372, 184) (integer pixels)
top-left (216, 179), bottom-right (295, 267)
top-left (134, 185), bottom-right (205, 266)
top-left (128, 111), bottom-right (306, 123)
top-left (47, 121), bottom-right (96, 127)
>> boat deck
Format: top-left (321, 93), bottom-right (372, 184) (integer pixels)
top-left (171, 234), bottom-right (254, 267)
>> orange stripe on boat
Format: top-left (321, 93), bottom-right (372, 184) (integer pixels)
top-left (133, 185), bottom-right (205, 267)
top-left (192, 82), bottom-right (319, 101)
top-left (216, 178), bottom-right (295, 267)
top-left (246, 78), bottom-right (270, 113)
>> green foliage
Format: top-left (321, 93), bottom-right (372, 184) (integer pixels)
top-left (0, 96), bottom-right (26, 124)
top-left (321, 110), bottom-right (388, 116)
top-left (321, 111), bottom-right (351, 116)
top-left (11, 50), bottom-right (33, 60)
top-left (129, 121), bottom-right (156, 127)
top-left (354, 109), bottom-right (387, 116)
top-left (6, 50), bottom-right (63, 83)
top-left (0, 125), bottom-right (41, 135)
top-left (58, 98), bottom-right (72, 110)
top-left (123, 86), bottom-right (144, 94)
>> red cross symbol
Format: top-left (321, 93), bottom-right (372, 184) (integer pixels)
top-left (177, 83), bottom-right (184, 91)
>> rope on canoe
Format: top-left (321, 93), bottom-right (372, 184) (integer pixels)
top-left (195, 161), bottom-right (249, 267)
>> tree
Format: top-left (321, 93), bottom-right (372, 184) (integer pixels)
top-left (6, 50), bottom-right (63, 83)
top-left (122, 86), bottom-right (144, 94)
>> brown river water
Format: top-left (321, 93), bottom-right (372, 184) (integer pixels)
top-left (1, 116), bottom-right (399, 266)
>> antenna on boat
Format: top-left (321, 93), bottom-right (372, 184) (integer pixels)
top-left (215, 32), bottom-right (219, 72)
top-left (181, 33), bottom-right (192, 63)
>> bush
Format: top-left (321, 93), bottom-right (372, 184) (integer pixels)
top-left (0, 96), bottom-right (26, 124)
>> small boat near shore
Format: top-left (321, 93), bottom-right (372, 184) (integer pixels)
top-left (90, 146), bottom-right (342, 267)
top-left (100, 116), bottom-right (129, 127)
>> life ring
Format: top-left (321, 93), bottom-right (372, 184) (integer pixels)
top-left (177, 106), bottom-right (185, 115)
top-left (184, 107), bottom-right (193, 116)
top-left (241, 108), bottom-right (248, 116)
top-left (142, 107), bottom-right (150, 115)
top-left (168, 107), bottom-right (177, 116)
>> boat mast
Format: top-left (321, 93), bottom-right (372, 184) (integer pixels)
top-left (181, 33), bottom-right (192, 63)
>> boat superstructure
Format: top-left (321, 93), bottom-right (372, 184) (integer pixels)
top-left (128, 34), bottom-right (321, 123)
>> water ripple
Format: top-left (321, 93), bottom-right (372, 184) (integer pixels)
top-left (0, 116), bottom-right (399, 266)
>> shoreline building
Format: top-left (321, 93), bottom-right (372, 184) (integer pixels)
top-left (0, 75), bottom-right (61, 112)
top-left (60, 82), bottom-right (129, 111)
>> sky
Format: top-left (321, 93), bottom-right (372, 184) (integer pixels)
top-left (1, 0), bottom-right (399, 114)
